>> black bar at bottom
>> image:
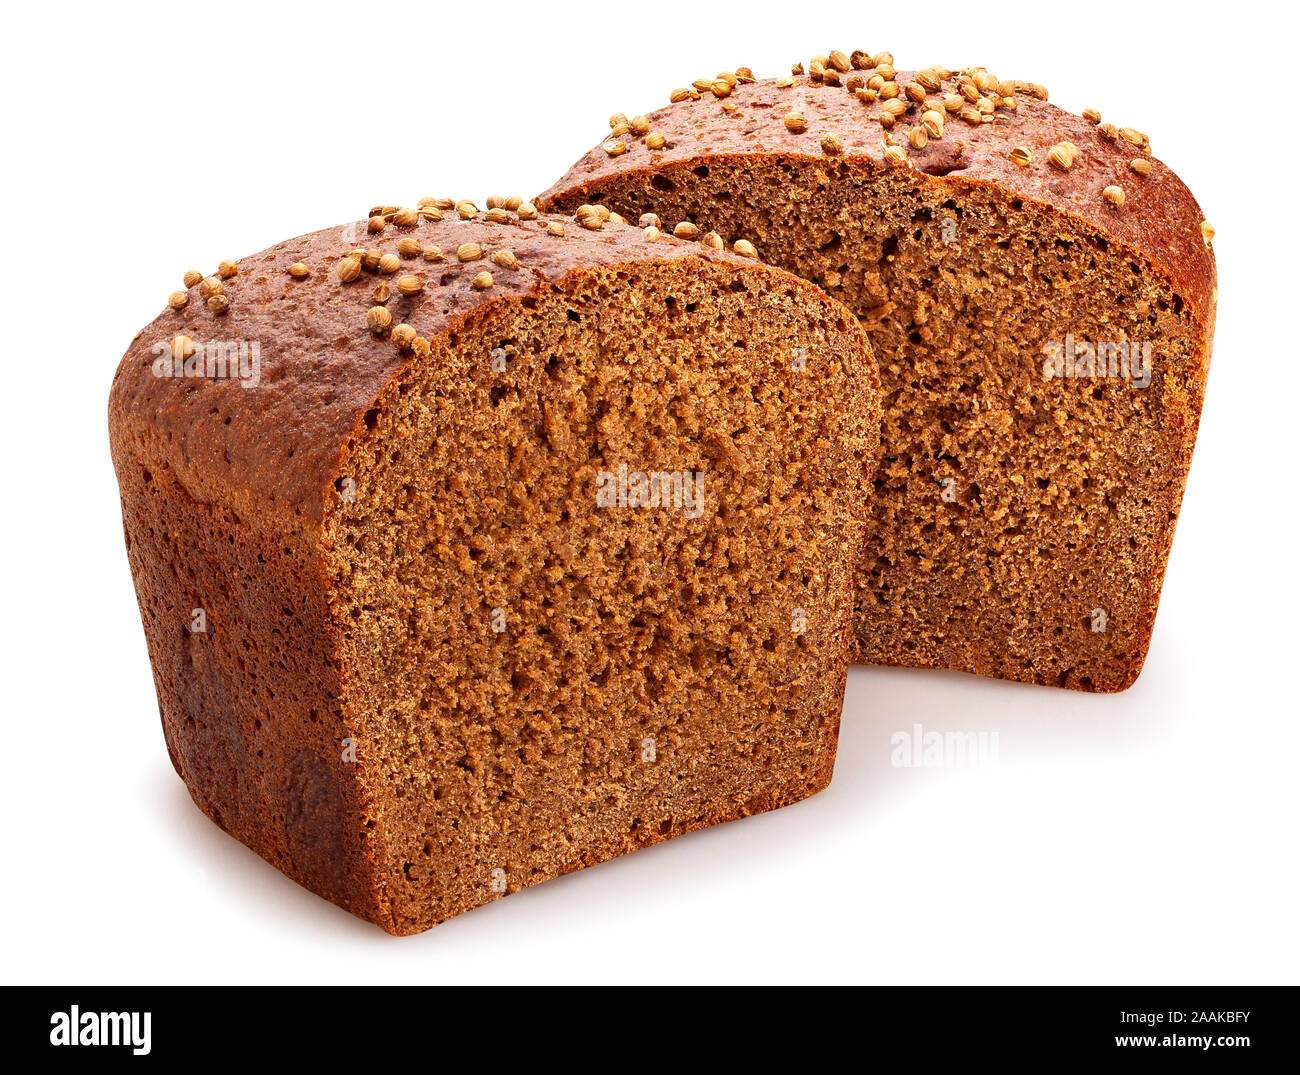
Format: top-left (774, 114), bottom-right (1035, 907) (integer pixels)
top-left (7, 985), bottom-right (1293, 1063)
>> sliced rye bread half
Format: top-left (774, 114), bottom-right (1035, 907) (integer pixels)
top-left (108, 199), bottom-right (881, 933)
top-left (538, 53), bottom-right (1216, 692)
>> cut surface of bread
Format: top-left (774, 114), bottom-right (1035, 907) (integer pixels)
top-left (108, 205), bottom-right (880, 933)
top-left (539, 56), bottom-right (1216, 691)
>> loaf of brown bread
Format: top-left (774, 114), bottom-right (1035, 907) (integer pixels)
top-left (108, 198), bottom-right (880, 933)
top-left (539, 52), bottom-right (1216, 691)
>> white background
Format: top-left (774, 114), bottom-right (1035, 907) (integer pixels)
top-left (3, 0), bottom-right (1295, 985)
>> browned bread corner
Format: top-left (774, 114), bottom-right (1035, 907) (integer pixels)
top-left (539, 54), bottom-right (1216, 691)
top-left (109, 198), bottom-right (881, 932)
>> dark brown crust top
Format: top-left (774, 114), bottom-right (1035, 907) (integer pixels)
top-left (537, 68), bottom-right (1217, 328)
top-left (108, 210), bottom-right (769, 527)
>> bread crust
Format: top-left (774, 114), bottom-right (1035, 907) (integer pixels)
top-left (110, 216), bottom-right (771, 530)
top-left (538, 71), bottom-right (1216, 333)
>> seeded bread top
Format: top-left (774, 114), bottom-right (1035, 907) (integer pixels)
top-left (108, 202), bottom-right (822, 528)
top-left (536, 55), bottom-right (1216, 326)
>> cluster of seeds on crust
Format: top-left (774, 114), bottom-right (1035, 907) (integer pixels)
top-left (648, 51), bottom-right (1175, 213)
top-left (167, 261), bottom-right (239, 315)
top-left (1074, 107), bottom-right (1160, 209)
top-left (329, 195), bottom-right (550, 352)
top-left (766, 52), bottom-right (1032, 159)
top-left (605, 109), bottom-right (668, 158)
top-left (1083, 111), bottom-right (1160, 209)
top-left (329, 194), bottom-right (765, 353)
top-left (571, 203), bottom-right (758, 258)
top-left (667, 66), bottom-right (758, 107)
